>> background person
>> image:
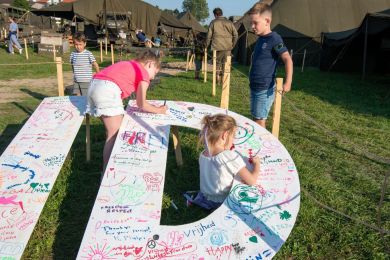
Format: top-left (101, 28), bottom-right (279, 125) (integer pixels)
top-left (70, 32), bottom-right (100, 96)
top-left (86, 50), bottom-right (167, 172)
top-left (185, 114), bottom-right (260, 210)
top-left (206, 8), bottom-right (238, 83)
top-left (248, 2), bottom-right (293, 128)
top-left (8, 17), bottom-right (22, 55)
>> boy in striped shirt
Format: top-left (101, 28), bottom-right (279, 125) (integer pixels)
top-left (70, 32), bottom-right (100, 96)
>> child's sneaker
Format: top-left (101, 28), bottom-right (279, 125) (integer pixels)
top-left (19, 48), bottom-right (23, 54)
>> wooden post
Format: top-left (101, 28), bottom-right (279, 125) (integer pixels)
top-left (203, 48), bottom-right (207, 83)
top-left (100, 40), bottom-right (103, 63)
top-left (23, 38), bottom-right (29, 60)
top-left (212, 50), bottom-right (216, 96)
top-left (185, 50), bottom-right (190, 72)
top-left (272, 78), bottom-right (283, 139)
top-left (86, 114), bottom-right (91, 162)
top-left (0, 30), bottom-right (3, 40)
top-left (105, 37), bottom-right (108, 55)
top-left (171, 126), bottom-right (183, 166)
top-left (220, 56), bottom-right (232, 109)
top-left (52, 44), bottom-right (56, 61)
top-left (56, 57), bottom-right (64, 96)
top-left (111, 44), bottom-right (114, 64)
top-left (31, 32), bottom-right (34, 49)
top-left (301, 49), bottom-right (306, 72)
top-left (189, 54), bottom-right (195, 70)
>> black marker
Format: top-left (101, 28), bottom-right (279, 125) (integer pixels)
top-left (163, 100), bottom-right (166, 106)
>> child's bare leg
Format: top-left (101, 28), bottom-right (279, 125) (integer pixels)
top-left (254, 118), bottom-right (266, 128)
top-left (100, 114), bottom-right (124, 172)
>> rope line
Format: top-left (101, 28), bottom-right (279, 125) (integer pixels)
top-left (301, 186), bottom-right (390, 235)
top-left (0, 62), bottom-right (56, 66)
top-left (226, 65), bottom-right (390, 235)
top-left (280, 92), bottom-right (390, 165)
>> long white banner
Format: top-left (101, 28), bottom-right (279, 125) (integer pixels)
top-left (0, 96), bottom-right (86, 259)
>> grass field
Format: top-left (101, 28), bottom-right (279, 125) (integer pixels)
top-left (0, 44), bottom-right (389, 259)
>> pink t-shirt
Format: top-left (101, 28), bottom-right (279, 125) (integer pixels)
top-left (93, 60), bottom-right (150, 99)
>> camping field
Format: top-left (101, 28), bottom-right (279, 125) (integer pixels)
top-left (0, 45), bottom-right (389, 259)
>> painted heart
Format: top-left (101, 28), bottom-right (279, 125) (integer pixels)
top-left (249, 236), bottom-right (258, 243)
top-left (135, 247), bottom-right (142, 255)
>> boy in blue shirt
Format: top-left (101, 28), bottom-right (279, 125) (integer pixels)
top-left (248, 3), bottom-right (293, 128)
top-left (8, 17), bottom-right (23, 55)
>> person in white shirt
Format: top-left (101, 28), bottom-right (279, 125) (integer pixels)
top-left (185, 114), bottom-right (260, 210)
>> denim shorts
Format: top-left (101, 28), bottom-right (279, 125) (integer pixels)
top-left (250, 86), bottom-right (275, 120)
top-left (86, 79), bottom-right (125, 117)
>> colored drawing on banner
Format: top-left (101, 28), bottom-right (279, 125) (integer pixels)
top-left (0, 96), bottom-right (86, 260)
top-left (77, 100), bottom-right (300, 259)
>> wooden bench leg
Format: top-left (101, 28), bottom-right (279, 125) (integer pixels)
top-left (171, 126), bottom-right (183, 166)
top-left (86, 114), bottom-right (91, 162)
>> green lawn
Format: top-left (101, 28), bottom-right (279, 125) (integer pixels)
top-left (0, 46), bottom-right (389, 259)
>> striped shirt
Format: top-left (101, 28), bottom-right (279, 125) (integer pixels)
top-left (70, 50), bottom-right (96, 83)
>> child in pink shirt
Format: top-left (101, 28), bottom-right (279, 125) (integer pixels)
top-left (87, 50), bottom-right (167, 171)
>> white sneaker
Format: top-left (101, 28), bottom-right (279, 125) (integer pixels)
top-left (10, 52), bottom-right (14, 55)
top-left (18, 48), bottom-right (23, 54)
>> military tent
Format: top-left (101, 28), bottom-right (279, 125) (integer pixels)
top-left (32, 0), bottom-right (162, 36)
top-left (321, 10), bottom-right (390, 76)
top-left (177, 11), bottom-right (207, 34)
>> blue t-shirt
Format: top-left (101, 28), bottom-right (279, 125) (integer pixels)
top-left (9, 22), bottom-right (18, 33)
top-left (249, 31), bottom-right (287, 90)
top-left (136, 32), bottom-right (147, 42)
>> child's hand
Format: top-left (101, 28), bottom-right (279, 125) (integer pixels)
top-left (251, 156), bottom-right (260, 165)
top-left (283, 82), bottom-right (291, 93)
top-left (158, 105), bottom-right (168, 114)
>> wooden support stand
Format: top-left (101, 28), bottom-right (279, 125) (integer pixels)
top-left (188, 54), bottom-right (195, 70)
top-left (301, 49), bottom-right (306, 72)
top-left (100, 41), bottom-right (103, 63)
top-left (271, 78), bottom-right (283, 139)
top-left (220, 56), bottom-right (232, 109)
top-left (56, 57), bottom-right (64, 96)
top-left (23, 38), bottom-right (29, 60)
top-left (185, 50), bottom-right (190, 72)
top-left (52, 44), bottom-right (56, 61)
top-left (105, 37), bottom-right (108, 55)
top-left (86, 114), bottom-right (91, 162)
top-left (203, 48), bottom-right (207, 83)
top-left (171, 126), bottom-right (183, 166)
top-left (212, 50), bottom-right (216, 96)
top-left (111, 44), bottom-right (114, 64)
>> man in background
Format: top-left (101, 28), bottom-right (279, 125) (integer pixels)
top-left (206, 8), bottom-right (238, 83)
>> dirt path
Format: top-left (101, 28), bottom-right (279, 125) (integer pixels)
top-left (0, 62), bottom-right (187, 103)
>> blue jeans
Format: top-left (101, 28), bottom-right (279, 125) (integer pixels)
top-left (9, 34), bottom-right (22, 53)
top-left (250, 86), bottom-right (275, 120)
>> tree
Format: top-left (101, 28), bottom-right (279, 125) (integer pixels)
top-left (182, 0), bottom-right (209, 23)
top-left (12, 0), bottom-right (30, 10)
top-left (163, 8), bottom-right (180, 17)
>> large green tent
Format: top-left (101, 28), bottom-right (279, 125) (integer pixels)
top-left (177, 11), bottom-right (207, 34)
top-left (32, 0), bottom-right (161, 36)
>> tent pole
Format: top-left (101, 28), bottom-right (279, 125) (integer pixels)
top-left (362, 18), bottom-right (368, 80)
top-left (104, 0), bottom-right (108, 40)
